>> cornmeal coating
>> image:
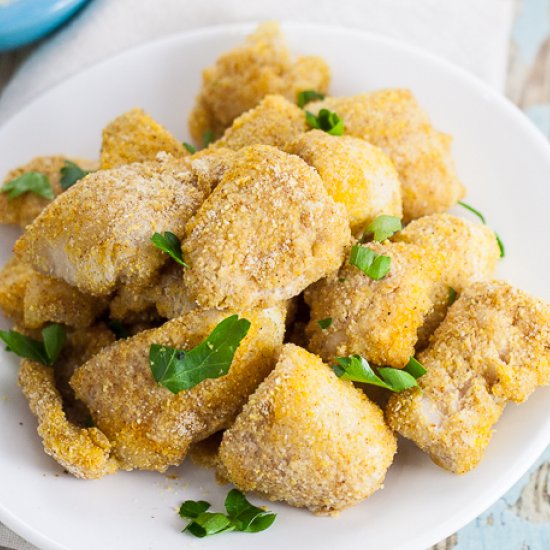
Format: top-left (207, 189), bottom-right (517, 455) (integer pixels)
top-left (395, 213), bottom-right (500, 292)
top-left (189, 22), bottom-right (330, 142)
top-left (309, 90), bottom-right (465, 221)
top-left (154, 264), bottom-right (196, 319)
top-left (100, 108), bottom-right (188, 169)
top-left (15, 154), bottom-right (203, 296)
top-left (288, 130), bottom-right (402, 235)
top-left (0, 156), bottom-right (96, 227)
top-left (215, 95), bottom-right (307, 151)
top-left (305, 241), bottom-right (444, 367)
top-left (183, 145), bottom-right (350, 310)
top-left (386, 281), bottom-right (550, 474)
top-left (0, 256), bottom-right (34, 322)
top-left (71, 306), bottom-right (285, 471)
top-left (18, 325), bottom-right (118, 479)
top-left (218, 344), bottom-right (396, 515)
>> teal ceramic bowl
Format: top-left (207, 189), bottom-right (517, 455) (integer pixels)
top-left (0, 0), bottom-right (90, 51)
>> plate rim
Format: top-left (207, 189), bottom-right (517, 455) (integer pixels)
top-left (1, 20), bottom-right (549, 550)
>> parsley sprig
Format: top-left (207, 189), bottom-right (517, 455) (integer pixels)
top-left (363, 215), bottom-right (402, 242)
top-left (60, 160), bottom-right (91, 190)
top-left (349, 244), bottom-right (391, 280)
top-left (151, 231), bottom-right (189, 268)
top-left (317, 317), bottom-right (333, 329)
top-left (0, 324), bottom-right (66, 366)
top-left (457, 201), bottom-right (505, 258)
top-left (333, 355), bottom-right (426, 392)
top-left (182, 142), bottom-right (197, 154)
top-left (305, 108), bottom-right (344, 136)
top-left (297, 90), bottom-right (325, 108)
top-left (150, 315), bottom-right (251, 393)
top-left (179, 489), bottom-right (276, 538)
top-left (202, 129), bottom-right (215, 148)
top-left (1, 172), bottom-right (54, 201)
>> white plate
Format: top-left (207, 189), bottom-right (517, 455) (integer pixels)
top-left (1, 22), bottom-right (549, 550)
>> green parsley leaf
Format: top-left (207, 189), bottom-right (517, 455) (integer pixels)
top-left (402, 356), bottom-right (427, 379)
top-left (363, 215), bottom-right (402, 242)
top-left (349, 245), bottom-right (391, 280)
top-left (297, 90), bottom-right (325, 108)
top-left (457, 201), bottom-right (505, 258)
top-left (224, 489), bottom-right (276, 533)
top-left (183, 142), bottom-right (197, 154)
top-left (0, 324), bottom-right (66, 366)
top-left (150, 315), bottom-right (251, 393)
top-left (317, 317), bottom-right (333, 329)
top-left (333, 355), bottom-right (424, 393)
top-left (448, 287), bottom-right (457, 305)
top-left (180, 490), bottom-right (276, 538)
top-left (305, 108), bottom-right (344, 136)
top-left (60, 160), bottom-right (90, 190)
top-left (107, 320), bottom-right (130, 340)
top-left (1, 172), bottom-right (54, 201)
top-left (179, 500), bottom-right (211, 519)
top-left (151, 231), bottom-right (189, 268)
top-left (185, 512), bottom-right (235, 538)
top-left (203, 129), bottom-right (215, 148)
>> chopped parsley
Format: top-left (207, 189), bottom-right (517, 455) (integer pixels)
top-left (333, 355), bottom-right (426, 392)
top-left (305, 108), bottom-right (344, 136)
top-left (448, 287), bottom-right (458, 305)
top-left (297, 90), bottom-right (325, 108)
top-left (151, 231), bottom-right (189, 268)
top-left (183, 142), bottom-right (197, 154)
top-left (60, 160), bottom-right (91, 190)
top-left (1, 172), bottom-right (54, 201)
top-left (349, 245), bottom-right (391, 280)
top-left (180, 489), bottom-right (276, 538)
top-left (317, 317), bottom-right (333, 329)
top-left (202, 129), bottom-right (215, 148)
top-left (363, 215), bottom-right (402, 242)
top-left (457, 201), bottom-right (505, 258)
top-left (0, 324), bottom-right (66, 366)
top-left (149, 315), bottom-right (251, 393)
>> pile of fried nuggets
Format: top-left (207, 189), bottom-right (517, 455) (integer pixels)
top-left (0, 22), bottom-right (549, 516)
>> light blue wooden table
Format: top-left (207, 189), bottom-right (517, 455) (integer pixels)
top-left (433, 1), bottom-right (550, 548)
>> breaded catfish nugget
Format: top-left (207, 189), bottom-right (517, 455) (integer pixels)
top-left (71, 306), bottom-right (285, 471)
top-left (387, 282), bottom-right (550, 474)
top-left (100, 108), bottom-right (188, 169)
top-left (288, 130), bottom-right (402, 234)
top-left (309, 90), bottom-right (465, 221)
top-left (219, 344), bottom-right (396, 515)
top-left (215, 95), bottom-right (307, 151)
top-left (306, 241), bottom-right (444, 367)
top-left (183, 145), bottom-right (350, 310)
top-left (15, 154), bottom-right (203, 296)
top-left (1, 155), bottom-right (96, 227)
top-left (189, 22), bottom-right (330, 142)
top-left (18, 325), bottom-right (118, 479)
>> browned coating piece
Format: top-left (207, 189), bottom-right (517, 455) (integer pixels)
top-left (71, 306), bottom-right (285, 472)
top-left (386, 281), bottom-right (550, 474)
top-left (308, 90), bottom-right (465, 221)
top-left (219, 344), bottom-right (396, 514)
top-left (189, 22), bottom-right (330, 142)
top-left (183, 145), bottom-right (350, 310)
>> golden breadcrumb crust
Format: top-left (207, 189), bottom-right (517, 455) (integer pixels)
top-left (387, 281), bottom-right (550, 474)
top-left (100, 108), bottom-right (188, 169)
top-left (215, 95), bottom-right (307, 151)
top-left (188, 22), bottom-right (330, 142)
top-left (309, 90), bottom-right (465, 221)
top-left (70, 306), bottom-right (285, 471)
top-left (0, 256), bottom-right (34, 322)
top-left (18, 325), bottom-right (118, 479)
top-left (0, 156), bottom-right (96, 228)
top-left (183, 145), bottom-right (350, 310)
top-left (288, 129), bottom-right (402, 235)
top-left (219, 344), bottom-right (396, 515)
top-left (15, 154), bottom-right (204, 296)
top-left (305, 241), bottom-right (444, 367)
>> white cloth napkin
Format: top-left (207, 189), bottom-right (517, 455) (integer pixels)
top-left (0, 0), bottom-right (514, 548)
